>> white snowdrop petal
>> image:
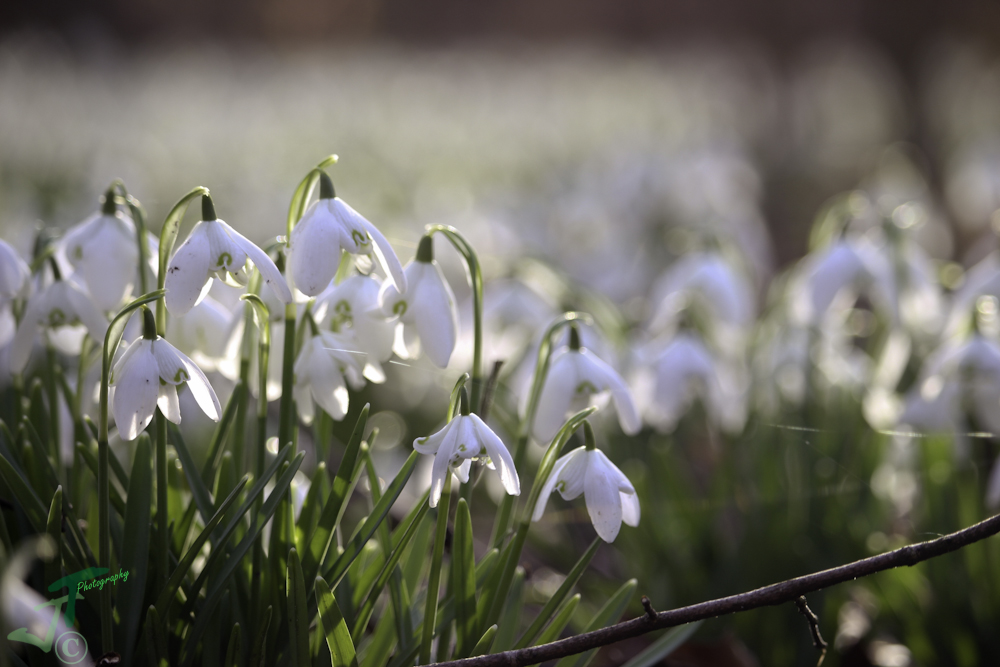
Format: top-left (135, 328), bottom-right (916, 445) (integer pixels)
top-left (361, 217), bottom-right (406, 293)
top-left (429, 445), bottom-right (453, 509)
top-left (410, 263), bottom-right (458, 368)
top-left (157, 383), bottom-right (181, 424)
top-left (532, 353), bottom-right (578, 443)
top-left (531, 451), bottom-right (574, 522)
top-left (295, 381), bottom-right (315, 425)
top-left (177, 351), bottom-right (221, 421)
top-left (290, 207), bottom-right (341, 297)
top-left (111, 337), bottom-right (144, 384)
top-left (308, 348), bottom-right (350, 420)
top-left (471, 414), bottom-right (519, 497)
top-left (580, 349), bottom-right (641, 436)
top-left (165, 226), bottom-right (212, 316)
top-left (555, 447), bottom-right (589, 500)
top-left (414, 420), bottom-right (452, 455)
top-left (584, 455), bottom-right (624, 543)
top-left (150, 339), bottom-right (189, 385)
top-left (454, 459), bottom-right (472, 484)
top-left (226, 222), bottom-right (292, 304)
top-left (112, 344), bottom-right (160, 441)
top-left (620, 490), bottom-right (641, 527)
top-left (9, 315), bottom-right (39, 373)
top-left (0, 240), bottom-right (29, 299)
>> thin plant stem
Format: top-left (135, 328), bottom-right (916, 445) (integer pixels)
top-left (421, 474), bottom-right (453, 665)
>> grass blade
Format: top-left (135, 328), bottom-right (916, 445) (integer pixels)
top-left (535, 594), bottom-right (580, 645)
top-left (286, 548), bottom-right (310, 667)
top-left (316, 575), bottom-right (359, 667)
top-left (452, 498), bottom-right (477, 658)
top-left (620, 621), bottom-right (701, 667)
top-left (119, 437), bottom-right (153, 664)
top-left (555, 579), bottom-right (637, 667)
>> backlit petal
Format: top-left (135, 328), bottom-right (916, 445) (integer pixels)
top-left (584, 452), bottom-right (624, 542)
top-left (165, 224), bottom-right (212, 315)
top-left (112, 342), bottom-right (159, 440)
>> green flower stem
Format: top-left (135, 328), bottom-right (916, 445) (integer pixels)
top-left (421, 473), bottom-right (452, 666)
top-left (489, 312), bottom-right (592, 548)
top-left (97, 289), bottom-right (164, 653)
top-left (278, 302), bottom-right (296, 449)
top-left (155, 409), bottom-right (168, 585)
top-left (425, 226), bottom-right (485, 413)
top-left (44, 344), bottom-right (61, 480)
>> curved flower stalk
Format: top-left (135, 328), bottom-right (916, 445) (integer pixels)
top-left (532, 422), bottom-right (638, 543)
top-left (111, 308), bottom-right (221, 440)
top-left (523, 324), bottom-right (640, 443)
top-left (315, 273), bottom-right (394, 382)
top-left (633, 331), bottom-right (747, 435)
top-left (293, 328), bottom-right (367, 423)
top-left (0, 239), bottom-right (30, 305)
top-left (413, 387), bottom-right (519, 507)
top-left (60, 187), bottom-right (139, 312)
top-left (379, 235), bottom-right (459, 369)
top-left (10, 273), bottom-right (108, 373)
top-left (164, 195), bottom-right (291, 315)
top-left (287, 171), bottom-right (405, 296)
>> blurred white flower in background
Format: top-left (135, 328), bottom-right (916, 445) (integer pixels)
top-left (165, 295), bottom-right (235, 373)
top-left (60, 197), bottom-right (139, 313)
top-left (0, 239), bottom-right (30, 305)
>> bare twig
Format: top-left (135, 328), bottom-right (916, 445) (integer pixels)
top-left (641, 595), bottom-right (656, 620)
top-left (429, 512), bottom-right (1000, 667)
top-left (795, 595), bottom-right (827, 665)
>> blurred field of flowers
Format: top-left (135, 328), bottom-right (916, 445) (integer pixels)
top-left (6, 32), bottom-right (1000, 666)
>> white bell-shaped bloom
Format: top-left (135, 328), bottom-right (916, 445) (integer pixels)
top-left (61, 205), bottom-right (138, 312)
top-left (525, 329), bottom-right (641, 443)
top-left (293, 331), bottom-right (367, 423)
top-left (288, 174), bottom-right (405, 296)
top-left (315, 274), bottom-right (394, 383)
top-left (531, 440), bottom-right (639, 543)
top-left (0, 239), bottom-right (30, 304)
top-left (165, 196), bottom-right (291, 315)
top-left (649, 251), bottom-right (755, 331)
top-left (110, 332), bottom-right (221, 441)
top-left (413, 404), bottom-right (519, 508)
top-left (791, 236), bottom-right (896, 327)
top-left (10, 277), bottom-right (108, 373)
top-left (379, 236), bottom-right (458, 368)
top-left (633, 332), bottom-right (747, 434)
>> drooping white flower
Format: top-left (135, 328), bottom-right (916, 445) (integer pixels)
top-left (525, 327), bottom-right (640, 443)
top-left (165, 195), bottom-right (291, 315)
top-left (379, 235), bottom-right (458, 368)
top-left (165, 294), bottom-right (237, 372)
top-left (110, 317), bottom-right (221, 440)
top-left (633, 332), bottom-right (747, 435)
top-left (10, 276), bottom-right (108, 373)
top-left (287, 173), bottom-right (405, 297)
top-left (531, 428), bottom-right (639, 543)
top-left (315, 274), bottom-right (394, 382)
top-left (0, 239), bottom-right (30, 304)
top-left (413, 392), bottom-right (519, 508)
top-left (61, 194), bottom-right (139, 312)
top-left (649, 250), bottom-right (755, 331)
top-left (293, 330), bottom-right (367, 423)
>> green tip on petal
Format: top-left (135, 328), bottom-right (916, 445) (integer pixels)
top-left (569, 324), bottom-right (582, 351)
top-left (318, 171), bottom-right (335, 200)
top-left (584, 420), bottom-right (596, 451)
top-left (202, 194), bottom-right (217, 221)
top-left (142, 307), bottom-right (157, 340)
top-left (101, 187), bottom-right (117, 216)
top-left (416, 235), bottom-right (434, 263)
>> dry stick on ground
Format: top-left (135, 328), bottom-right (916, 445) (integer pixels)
top-left (429, 512), bottom-right (1000, 667)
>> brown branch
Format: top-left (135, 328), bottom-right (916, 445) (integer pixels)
top-left (429, 512), bottom-right (1000, 667)
top-left (795, 595), bottom-right (827, 666)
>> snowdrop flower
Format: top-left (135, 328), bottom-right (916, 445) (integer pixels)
top-left (0, 239), bottom-right (30, 304)
top-left (525, 326), bottom-right (640, 443)
top-left (531, 422), bottom-right (638, 543)
top-left (633, 332), bottom-right (746, 434)
top-left (10, 274), bottom-right (108, 373)
top-left (288, 172), bottom-right (405, 296)
top-left (413, 388), bottom-right (519, 508)
top-left (379, 235), bottom-right (458, 368)
top-left (293, 329), bottom-right (367, 423)
top-left (315, 274), bottom-right (394, 382)
top-left (111, 309), bottom-right (221, 440)
top-left (61, 190), bottom-right (139, 312)
top-left (791, 235), bottom-right (896, 327)
top-left (649, 250), bottom-right (755, 331)
top-left (165, 295), bottom-right (236, 372)
top-left (165, 195), bottom-right (291, 315)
